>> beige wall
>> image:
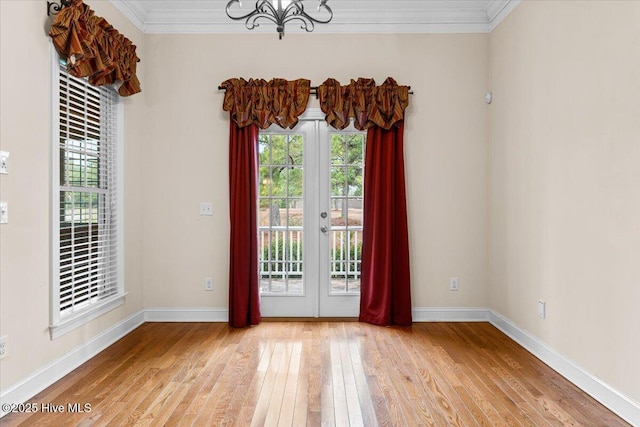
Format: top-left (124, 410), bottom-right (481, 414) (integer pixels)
top-left (141, 33), bottom-right (490, 309)
top-left (0, 0), bottom-right (145, 390)
top-left (489, 1), bottom-right (640, 403)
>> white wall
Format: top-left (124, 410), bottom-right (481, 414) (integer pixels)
top-left (140, 33), bottom-right (490, 310)
top-left (489, 0), bottom-right (640, 403)
top-left (0, 0), bottom-right (145, 391)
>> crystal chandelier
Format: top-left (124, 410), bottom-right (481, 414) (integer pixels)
top-left (226, 0), bottom-right (333, 39)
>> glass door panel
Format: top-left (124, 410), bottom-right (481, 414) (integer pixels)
top-left (258, 118), bottom-right (364, 317)
top-left (319, 129), bottom-right (365, 317)
top-left (258, 122), bottom-right (318, 316)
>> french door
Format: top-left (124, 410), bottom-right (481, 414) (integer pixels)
top-left (258, 116), bottom-right (365, 317)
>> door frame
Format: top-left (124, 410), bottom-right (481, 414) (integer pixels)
top-left (259, 109), bottom-right (361, 318)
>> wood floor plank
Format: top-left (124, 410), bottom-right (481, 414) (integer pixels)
top-left (305, 323), bottom-right (322, 421)
top-left (320, 323), bottom-right (336, 425)
top-left (290, 338), bottom-right (309, 427)
top-left (276, 341), bottom-right (302, 427)
top-left (250, 341), bottom-right (287, 427)
top-left (436, 323), bottom-right (528, 427)
top-left (442, 324), bottom-right (540, 426)
top-left (347, 340), bottom-right (378, 427)
top-left (400, 331), bottom-right (474, 426)
top-left (478, 323), bottom-right (628, 427)
top-left (411, 326), bottom-right (488, 426)
top-left (234, 337), bottom-right (277, 426)
top-left (218, 333), bottom-right (269, 426)
top-left (0, 322), bottom-right (631, 427)
top-left (329, 340), bottom-right (351, 426)
top-left (263, 341), bottom-right (294, 426)
top-left (425, 325), bottom-right (526, 426)
top-left (338, 339), bottom-right (364, 427)
top-left (163, 325), bottom-right (233, 426)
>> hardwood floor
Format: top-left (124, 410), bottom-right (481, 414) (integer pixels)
top-left (1, 322), bottom-right (629, 426)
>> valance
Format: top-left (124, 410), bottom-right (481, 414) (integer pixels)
top-left (49, 0), bottom-right (141, 97)
top-left (318, 78), bottom-right (409, 131)
top-left (220, 78), bottom-right (310, 130)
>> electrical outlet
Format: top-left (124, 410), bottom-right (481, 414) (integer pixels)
top-left (538, 300), bottom-right (546, 318)
top-left (204, 277), bottom-right (213, 291)
top-left (199, 202), bottom-right (213, 216)
top-left (450, 277), bottom-right (459, 291)
top-left (0, 202), bottom-right (7, 224)
top-left (0, 151), bottom-right (8, 174)
top-left (0, 335), bottom-right (7, 359)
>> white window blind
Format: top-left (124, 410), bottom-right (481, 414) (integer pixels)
top-left (55, 61), bottom-right (120, 321)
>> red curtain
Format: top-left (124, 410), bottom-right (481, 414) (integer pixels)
top-left (318, 77), bottom-right (412, 326)
top-left (359, 123), bottom-right (412, 326)
top-left (222, 78), bottom-right (310, 327)
top-left (228, 122), bottom-right (261, 328)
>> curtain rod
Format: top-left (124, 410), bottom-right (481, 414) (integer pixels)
top-left (217, 86), bottom-right (414, 98)
top-left (47, 0), bottom-right (69, 16)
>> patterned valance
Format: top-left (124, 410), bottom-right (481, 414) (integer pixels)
top-left (220, 78), bottom-right (310, 130)
top-left (49, 0), bottom-right (141, 97)
top-left (318, 78), bottom-right (409, 130)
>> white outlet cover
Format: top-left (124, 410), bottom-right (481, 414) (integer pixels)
top-left (0, 201), bottom-right (7, 224)
top-left (200, 202), bottom-right (213, 216)
top-left (0, 335), bottom-right (7, 359)
top-left (0, 151), bottom-right (8, 174)
top-left (537, 300), bottom-right (546, 318)
top-left (450, 277), bottom-right (459, 291)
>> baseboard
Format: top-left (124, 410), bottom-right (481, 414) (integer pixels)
top-left (144, 307), bottom-right (229, 322)
top-left (489, 310), bottom-right (640, 426)
top-left (412, 307), bottom-right (490, 322)
top-left (0, 310), bottom-right (145, 418)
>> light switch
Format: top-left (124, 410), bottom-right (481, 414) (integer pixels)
top-left (0, 151), bottom-right (8, 174)
top-left (0, 202), bottom-right (7, 224)
top-left (200, 202), bottom-right (213, 216)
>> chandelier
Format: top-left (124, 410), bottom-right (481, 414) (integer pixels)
top-left (226, 0), bottom-right (333, 39)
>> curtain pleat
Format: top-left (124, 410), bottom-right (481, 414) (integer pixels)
top-left (228, 122), bottom-right (261, 328)
top-left (318, 77), bottom-right (409, 130)
top-left (221, 78), bottom-right (310, 129)
top-left (49, 0), bottom-right (141, 96)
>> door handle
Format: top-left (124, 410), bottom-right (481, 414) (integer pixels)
top-left (320, 226), bottom-right (328, 233)
top-left (320, 212), bottom-right (328, 219)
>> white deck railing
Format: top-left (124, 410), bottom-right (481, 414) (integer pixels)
top-left (259, 226), bottom-right (362, 279)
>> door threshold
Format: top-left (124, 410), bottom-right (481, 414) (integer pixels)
top-left (261, 317), bottom-right (358, 322)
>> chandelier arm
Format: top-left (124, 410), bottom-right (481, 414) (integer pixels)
top-left (280, 16), bottom-right (315, 33)
top-left (226, 0), bottom-right (333, 39)
top-left (246, 13), bottom-right (280, 30)
top-left (226, 0), bottom-right (275, 22)
top-left (285, 1), bottom-right (333, 25)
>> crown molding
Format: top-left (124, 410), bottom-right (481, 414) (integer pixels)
top-left (486, 0), bottom-right (522, 31)
top-left (110, 0), bottom-right (147, 31)
top-left (109, 0), bottom-right (521, 35)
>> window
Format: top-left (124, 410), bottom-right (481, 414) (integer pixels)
top-left (50, 59), bottom-right (124, 338)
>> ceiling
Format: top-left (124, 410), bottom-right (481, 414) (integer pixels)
top-left (110, 0), bottom-right (521, 34)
